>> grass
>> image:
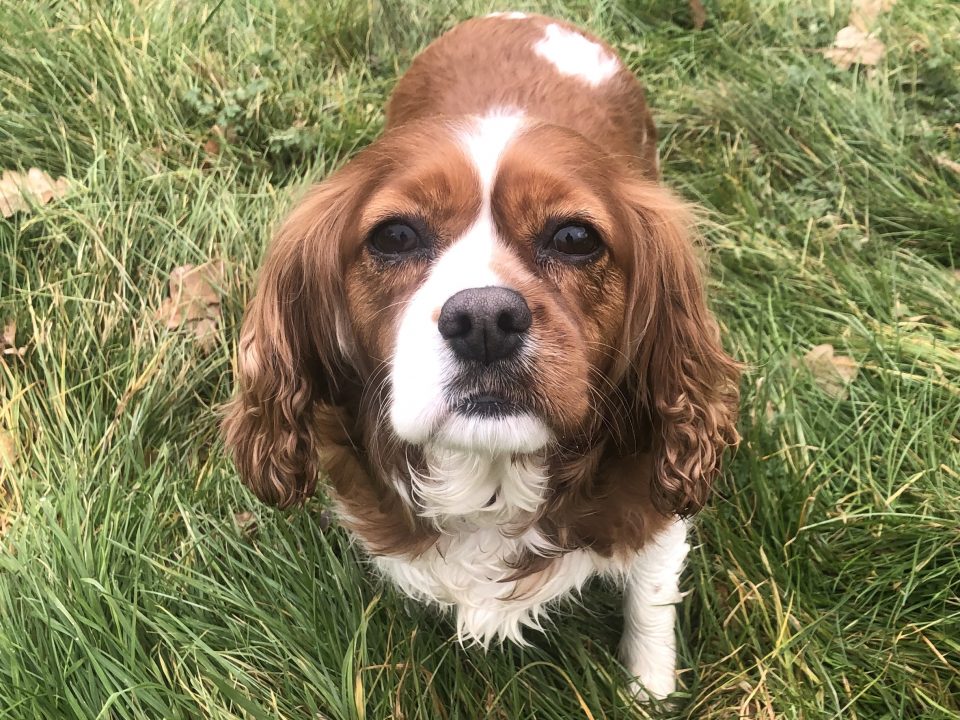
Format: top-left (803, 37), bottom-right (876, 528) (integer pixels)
top-left (1, 0), bottom-right (958, 717)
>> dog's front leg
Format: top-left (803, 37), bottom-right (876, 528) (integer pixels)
top-left (618, 519), bottom-right (690, 701)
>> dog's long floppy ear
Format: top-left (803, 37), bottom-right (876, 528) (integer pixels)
top-left (619, 179), bottom-right (741, 517)
top-left (223, 169), bottom-right (366, 508)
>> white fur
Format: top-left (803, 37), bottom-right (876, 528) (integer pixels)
top-left (389, 110), bottom-right (550, 458)
top-left (533, 23), bottom-right (620, 86)
top-left (376, 525), bottom-right (605, 647)
top-left (376, 502), bottom-right (690, 675)
top-left (433, 413), bottom-right (551, 455)
top-left (460, 110), bottom-right (525, 200)
top-left (410, 445), bottom-right (551, 525)
top-left (619, 519), bottom-right (690, 700)
top-left (485, 11), bottom-right (529, 20)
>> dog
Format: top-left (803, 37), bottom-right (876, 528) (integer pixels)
top-left (224, 12), bottom-right (740, 701)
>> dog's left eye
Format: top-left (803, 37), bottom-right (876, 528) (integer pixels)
top-left (547, 223), bottom-right (603, 260)
top-left (369, 222), bottom-right (424, 256)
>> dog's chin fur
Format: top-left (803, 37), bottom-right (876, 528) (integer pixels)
top-left (224, 12), bottom-right (741, 702)
top-left (430, 412), bottom-right (552, 455)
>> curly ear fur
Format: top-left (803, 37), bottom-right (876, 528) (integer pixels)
top-left (620, 180), bottom-right (741, 517)
top-left (223, 173), bottom-right (364, 508)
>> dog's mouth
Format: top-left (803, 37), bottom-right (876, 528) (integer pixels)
top-left (455, 393), bottom-right (521, 417)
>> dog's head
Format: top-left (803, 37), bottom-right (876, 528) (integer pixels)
top-left (223, 111), bottom-right (739, 525)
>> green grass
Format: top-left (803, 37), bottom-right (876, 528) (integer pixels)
top-left (1, 0), bottom-right (958, 717)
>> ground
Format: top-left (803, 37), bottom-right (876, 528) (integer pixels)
top-left (0, 1), bottom-right (958, 718)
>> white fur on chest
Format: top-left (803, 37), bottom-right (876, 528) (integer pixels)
top-left (375, 525), bottom-right (613, 646)
top-left (375, 446), bottom-right (619, 646)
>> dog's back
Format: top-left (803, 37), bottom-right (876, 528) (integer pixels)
top-left (385, 13), bottom-right (659, 179)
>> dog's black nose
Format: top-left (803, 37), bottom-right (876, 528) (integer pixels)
top-left (438, 287), bottom-right (531, 364)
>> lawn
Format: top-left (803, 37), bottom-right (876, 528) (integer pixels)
top-left (1, 0), bottom-right (958, 718)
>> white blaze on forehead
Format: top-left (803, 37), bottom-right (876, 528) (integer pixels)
top-left (533, 23), bottom-right (620, 86)
top-left (460, 110), bottom-right (525, 204)
top-left (388, 111), bottom-right (526, 446)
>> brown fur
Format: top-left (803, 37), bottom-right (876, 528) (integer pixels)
top-left (386, 15), bottom-right (659, 178)
top-left (224, 13), bottom-right (740, 573)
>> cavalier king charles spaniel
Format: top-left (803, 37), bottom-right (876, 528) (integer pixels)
top-left (224, 12), bottom-right (740, 701)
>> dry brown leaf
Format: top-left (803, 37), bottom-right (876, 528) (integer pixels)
top-left (0, 322), bottom-right (26, 360)
top-left (201, 137), bottom-right (222, 169)
top-left (233, 510), bottom-right (258, 537)
top-left (935, 155), bottom-right (960, 175)
top-left (157, 260), bottom-right (225, 351)
top-left (192, 318), bottom-right (219, 353)
top-left (211, 124), bottom-right (238, 144)
top-left (0, 168), bottom-right (71, 218)
top-left (822, 26), bottom-right (885, 70)
top-left (689, 0), bottom-right (707, 30)
top-left (0, 431), bottom-right (15, 467)
top-left (803, 344), bottom-right (860, 399)
top-left (764, 401), bottom-right (776, 423)
top-left (850, 0), bottom-right (896, 31)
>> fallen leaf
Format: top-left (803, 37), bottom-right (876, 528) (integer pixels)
top-left (213, 124), bottom-right (236, 141)
top-left (764, 401), bottom-right (776, 423)
top-left (203, 137), bottom-right (221, 156)
top-left (0, 431), bottom-right (15, 466)
top-left (689, 0), bottom-right (707, 30)
top-left (822, 25), bottom-right (885, 70)
top-left (233, 510), bottom-right (258, 537)
top-left (157, 260), bottom-right (225, 351)
top-left (201, 137), bottom-right (222, 169)
top-left (935, 155), bottom-right (960, 175)
top-left (0, 321), bottom-right (26, 360)
top-left (803, 344), bottom-right (859, 398)
top-left (192, 318), bottom-right (219, 353)
top-left (0, 168), bottom-right (71, 218)
top-left (850, 0), bottom-right (896, 31)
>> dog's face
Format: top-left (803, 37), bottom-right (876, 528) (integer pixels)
top-left (224, 111), bottom-right (739, 525)
top-left (355, 114), bottom-right (634, 456)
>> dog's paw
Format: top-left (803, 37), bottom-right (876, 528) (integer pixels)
top-left (621, 653), bottom-right (676, 703)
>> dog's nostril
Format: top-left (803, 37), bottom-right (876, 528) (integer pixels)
top-left (439, 312), bottom-right (471, 339)
top-left (497, 306), bottom-right (531, 334)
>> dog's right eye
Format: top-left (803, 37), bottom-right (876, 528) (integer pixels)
top-left (369, 222), bottom-right (424, 256)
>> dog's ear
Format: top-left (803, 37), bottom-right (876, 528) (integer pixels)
top-left (223, 171), bottom-right (364, 508)
top-left (618, 179), bottom-right (741, 516)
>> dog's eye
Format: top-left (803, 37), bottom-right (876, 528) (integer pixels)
top-left (369, 222), bottom-right (423, 256)
top-left (548, 224), bottom-right (603, 259)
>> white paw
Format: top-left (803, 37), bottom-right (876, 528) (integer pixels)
top-left (621, 652), bottom-right (676, 702)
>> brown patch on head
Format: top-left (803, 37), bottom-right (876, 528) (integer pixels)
top-left (386, 14), bottom-right (659, 178)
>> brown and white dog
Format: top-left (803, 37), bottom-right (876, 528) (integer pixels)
top-left (224, 12), bottom-right (739, 700)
